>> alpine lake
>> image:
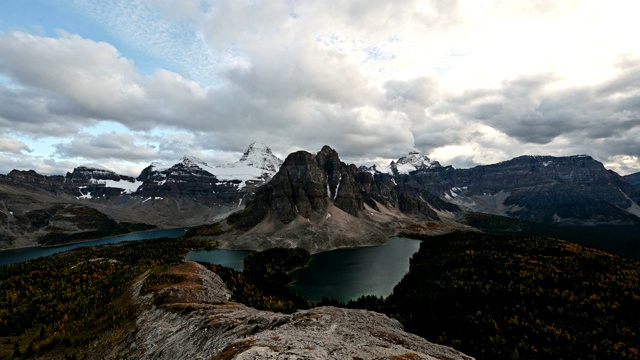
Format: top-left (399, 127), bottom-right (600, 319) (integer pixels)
top-left (1, 230), bottom-right (421, 303)
top-left (187, 236), bottom-right (421, 302)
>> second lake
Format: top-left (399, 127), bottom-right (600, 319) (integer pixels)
top-left (187, 237), bottom-right (421, 303)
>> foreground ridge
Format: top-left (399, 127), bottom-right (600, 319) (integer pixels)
top-left (103, 260), bottom-right (474, 360)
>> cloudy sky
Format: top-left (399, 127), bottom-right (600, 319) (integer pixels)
top-left (1, 0), bottom-right (639, 176)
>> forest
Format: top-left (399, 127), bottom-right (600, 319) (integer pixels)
top-left (2, 229), bottom-right (640, 359)
top-left (461, 212), bottom-right (640, 260)
top-left (0, 236), bottom-right (208, 359)
top-left (339, 232), bottom-right (640, 360)
top-left (199, 247), bottom-right (310, 313)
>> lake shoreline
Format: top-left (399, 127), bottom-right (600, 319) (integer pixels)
top-left (0, 228), bottom-right (187, 267)
top-left (0, 227), bottom-right (186, 252)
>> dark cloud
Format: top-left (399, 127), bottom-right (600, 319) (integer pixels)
top-left (437, 70), bottom-right (640, 151)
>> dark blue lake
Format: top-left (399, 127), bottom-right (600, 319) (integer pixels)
top-left (188, 237), bottom-right (421, 302)
top-left (0, 228), bottom-right (185, 266)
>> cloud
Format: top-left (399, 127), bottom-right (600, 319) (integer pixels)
top-left (0, 137), bottom-right (32, 154)
top-left (1, 1), bottom-right (640, 176)
top-left (54, 132), bottom-right (158, 162)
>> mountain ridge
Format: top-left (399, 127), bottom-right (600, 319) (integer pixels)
top-left (1, 143), bottom-right (639, 250)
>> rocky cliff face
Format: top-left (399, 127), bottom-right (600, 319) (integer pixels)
top-left (232, 146), bottom-right (457, 231)
top-left (221, 146), bottom-right (462, 252)
top-left (93, 261), bottom-right (473, 360)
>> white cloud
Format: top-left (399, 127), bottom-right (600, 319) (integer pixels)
top-left (0, 0), bottom-right (639, 175)
top-left (0, 136), bottom-right (32, 154)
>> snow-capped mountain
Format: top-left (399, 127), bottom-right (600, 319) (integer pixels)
top-left (384, 151), bottom-right (441, 175)
top-left (137, 143), bottom-right (282, 189)
top-left (64, 165), bottom-right (141, 199)
top-left (221, 141), bottom-right (283, 177)
top-left (2, 143), bottom-right (640, 251)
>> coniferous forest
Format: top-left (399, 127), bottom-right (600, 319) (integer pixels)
top-left (1, 231), bottom-right (640, 359)
top-left (342, 232), bottom-right (640, 360)
top-left (0, 237), bottom-right (208, 358)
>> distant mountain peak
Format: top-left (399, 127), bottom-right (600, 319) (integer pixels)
top-left (226, 142), bottom-right (282, 174)
top-left (180, 155), bottom-right (209, 167)
top-left (382, 150), bottom-right (441, 175)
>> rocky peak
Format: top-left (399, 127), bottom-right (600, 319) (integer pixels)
top-left (63, 166), bottom-right (139, 199)
top-left (230, 146), bottom-right (364, 230)
top-left (66, 166), bottom-right (123, 181)
top-left (228, 145), bottom-right (456, 239)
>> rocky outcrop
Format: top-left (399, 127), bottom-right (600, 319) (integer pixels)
top-left (96, 261), bottom-right (473, 360)
top-left (63, 166), bottom-right (139, 199)
top-left (219, 146), bottom-right (462, 253)
top-left (231, 146), bottom-right (456, 231)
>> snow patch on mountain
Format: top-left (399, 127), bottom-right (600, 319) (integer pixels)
top-left (180, 155), bottom-right (209, 168)
top-left (212, 165), bottom-right (265, 189)
top-left (101, 179), bottom-right (143, 193)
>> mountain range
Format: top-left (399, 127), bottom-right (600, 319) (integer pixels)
top-left (1, 141), bottom-right (639, 250)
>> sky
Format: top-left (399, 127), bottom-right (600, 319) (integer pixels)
top-left (0, 0), bottom-right (639, 176)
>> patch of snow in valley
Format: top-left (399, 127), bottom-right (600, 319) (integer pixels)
top-left (211, 165), bottom-right (265, 189)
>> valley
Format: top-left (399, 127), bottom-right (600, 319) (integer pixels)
top-left (1, 143), bottom-right (640, 359)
